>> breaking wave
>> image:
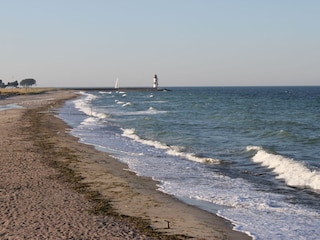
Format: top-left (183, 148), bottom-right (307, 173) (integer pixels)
top-left (122, 128), bottom-right (220, 164)
top-left (247, 146), bottom-right (320, 190)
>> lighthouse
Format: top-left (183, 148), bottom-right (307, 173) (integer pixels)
top-left (153, 74), bottom-right (158, 89)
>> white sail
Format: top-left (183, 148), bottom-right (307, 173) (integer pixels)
top-left (115, 78), bottom-right (119, 89)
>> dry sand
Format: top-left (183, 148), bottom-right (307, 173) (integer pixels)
top-left (0, 90), bottom-right (251, 239)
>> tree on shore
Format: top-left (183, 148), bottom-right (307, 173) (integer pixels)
top-left (7, 80), bottom-right (19, 88)
top-left (20, 78), bottom-right (37, 88)
top-left (0, 80), bottom-right (5, 88)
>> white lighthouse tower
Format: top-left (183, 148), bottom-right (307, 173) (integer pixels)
top-left (153, 74), bottom-right (158, 89)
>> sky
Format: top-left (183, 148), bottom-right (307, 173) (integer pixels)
top-left (1, 0), bottom-right (319, 87)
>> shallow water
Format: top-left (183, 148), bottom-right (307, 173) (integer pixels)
top-left (0, 103), bottom-right (23, 111)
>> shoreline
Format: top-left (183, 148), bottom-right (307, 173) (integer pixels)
top-left (0, 90), bottom-right (251, 239)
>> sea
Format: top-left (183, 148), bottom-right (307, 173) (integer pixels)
top-left (58, 86), bottom-right (320, 240)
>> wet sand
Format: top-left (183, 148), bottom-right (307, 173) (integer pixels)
top-left (0, 90), bottom-right (251, 239)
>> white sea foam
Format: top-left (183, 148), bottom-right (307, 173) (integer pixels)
top-left (247, 146), bottom-right (320, 190)
top-left (122, 128), bottom-right (168, 150)
top-left (115, 99), bottom-right (132, 107)
top-left (0, 104), bottom-right (23, 111)
top-left (117, 91), bottom-right (126, 94)
top-left (122, 128), bottom-right (220, 164)
top-left (115, 100), bottom-right (125, 105)
top-left (159, 169), bottom-right (320, 240)
top-left (115, 107), bottom-right (167, 116)
top-left (166, 149), bottom-right (220, 164)
top-left (122, 102), bottom-right (132, 107)
top-left (150, 100), bottom-right (168, 103)
top-left (98, 91), bottom-right (113, 94)
top-left (74, 92), bottom-right (109, 120)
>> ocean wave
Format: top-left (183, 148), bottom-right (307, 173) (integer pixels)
top-left (74, 92), bottom-right (109, 120)
top-left (122, 128), bottom-right (220, 164)
top-left (115, 91), bottom-right (126, 94)
top-left (166, 149), bottom-right (220, 164)
top-left (114, 106), bottom-right (167, 116)
top-left (122, 102), bottom-right (132, 107)
top-left (122, 128), bottom-right (168, 150)
top-left (115, 100), bottom-right (124, 104)
top-left (98, 91), bottom-right (113, 94)
top-left (246, 146), bottom-right (320, 190)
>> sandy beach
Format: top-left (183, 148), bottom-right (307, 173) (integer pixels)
top-left (0, 90), bottom-right (251, 239)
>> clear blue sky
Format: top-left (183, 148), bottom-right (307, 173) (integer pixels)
top-left (1, 0), bottom-right (319, 87)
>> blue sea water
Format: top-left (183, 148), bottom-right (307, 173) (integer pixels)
top-left (58, 87), bottom-right (320, 239)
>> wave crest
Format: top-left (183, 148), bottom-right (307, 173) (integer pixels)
top-left (247, 146), bottom-right (320, 190)
top-left (122, 128), bottom-right (220, 164)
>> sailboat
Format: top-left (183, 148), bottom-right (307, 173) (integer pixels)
top-left (114, 78), bottom-right (119, 89)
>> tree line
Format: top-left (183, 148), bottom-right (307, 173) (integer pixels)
top-left (0, 78), bottom-right (37, 88)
